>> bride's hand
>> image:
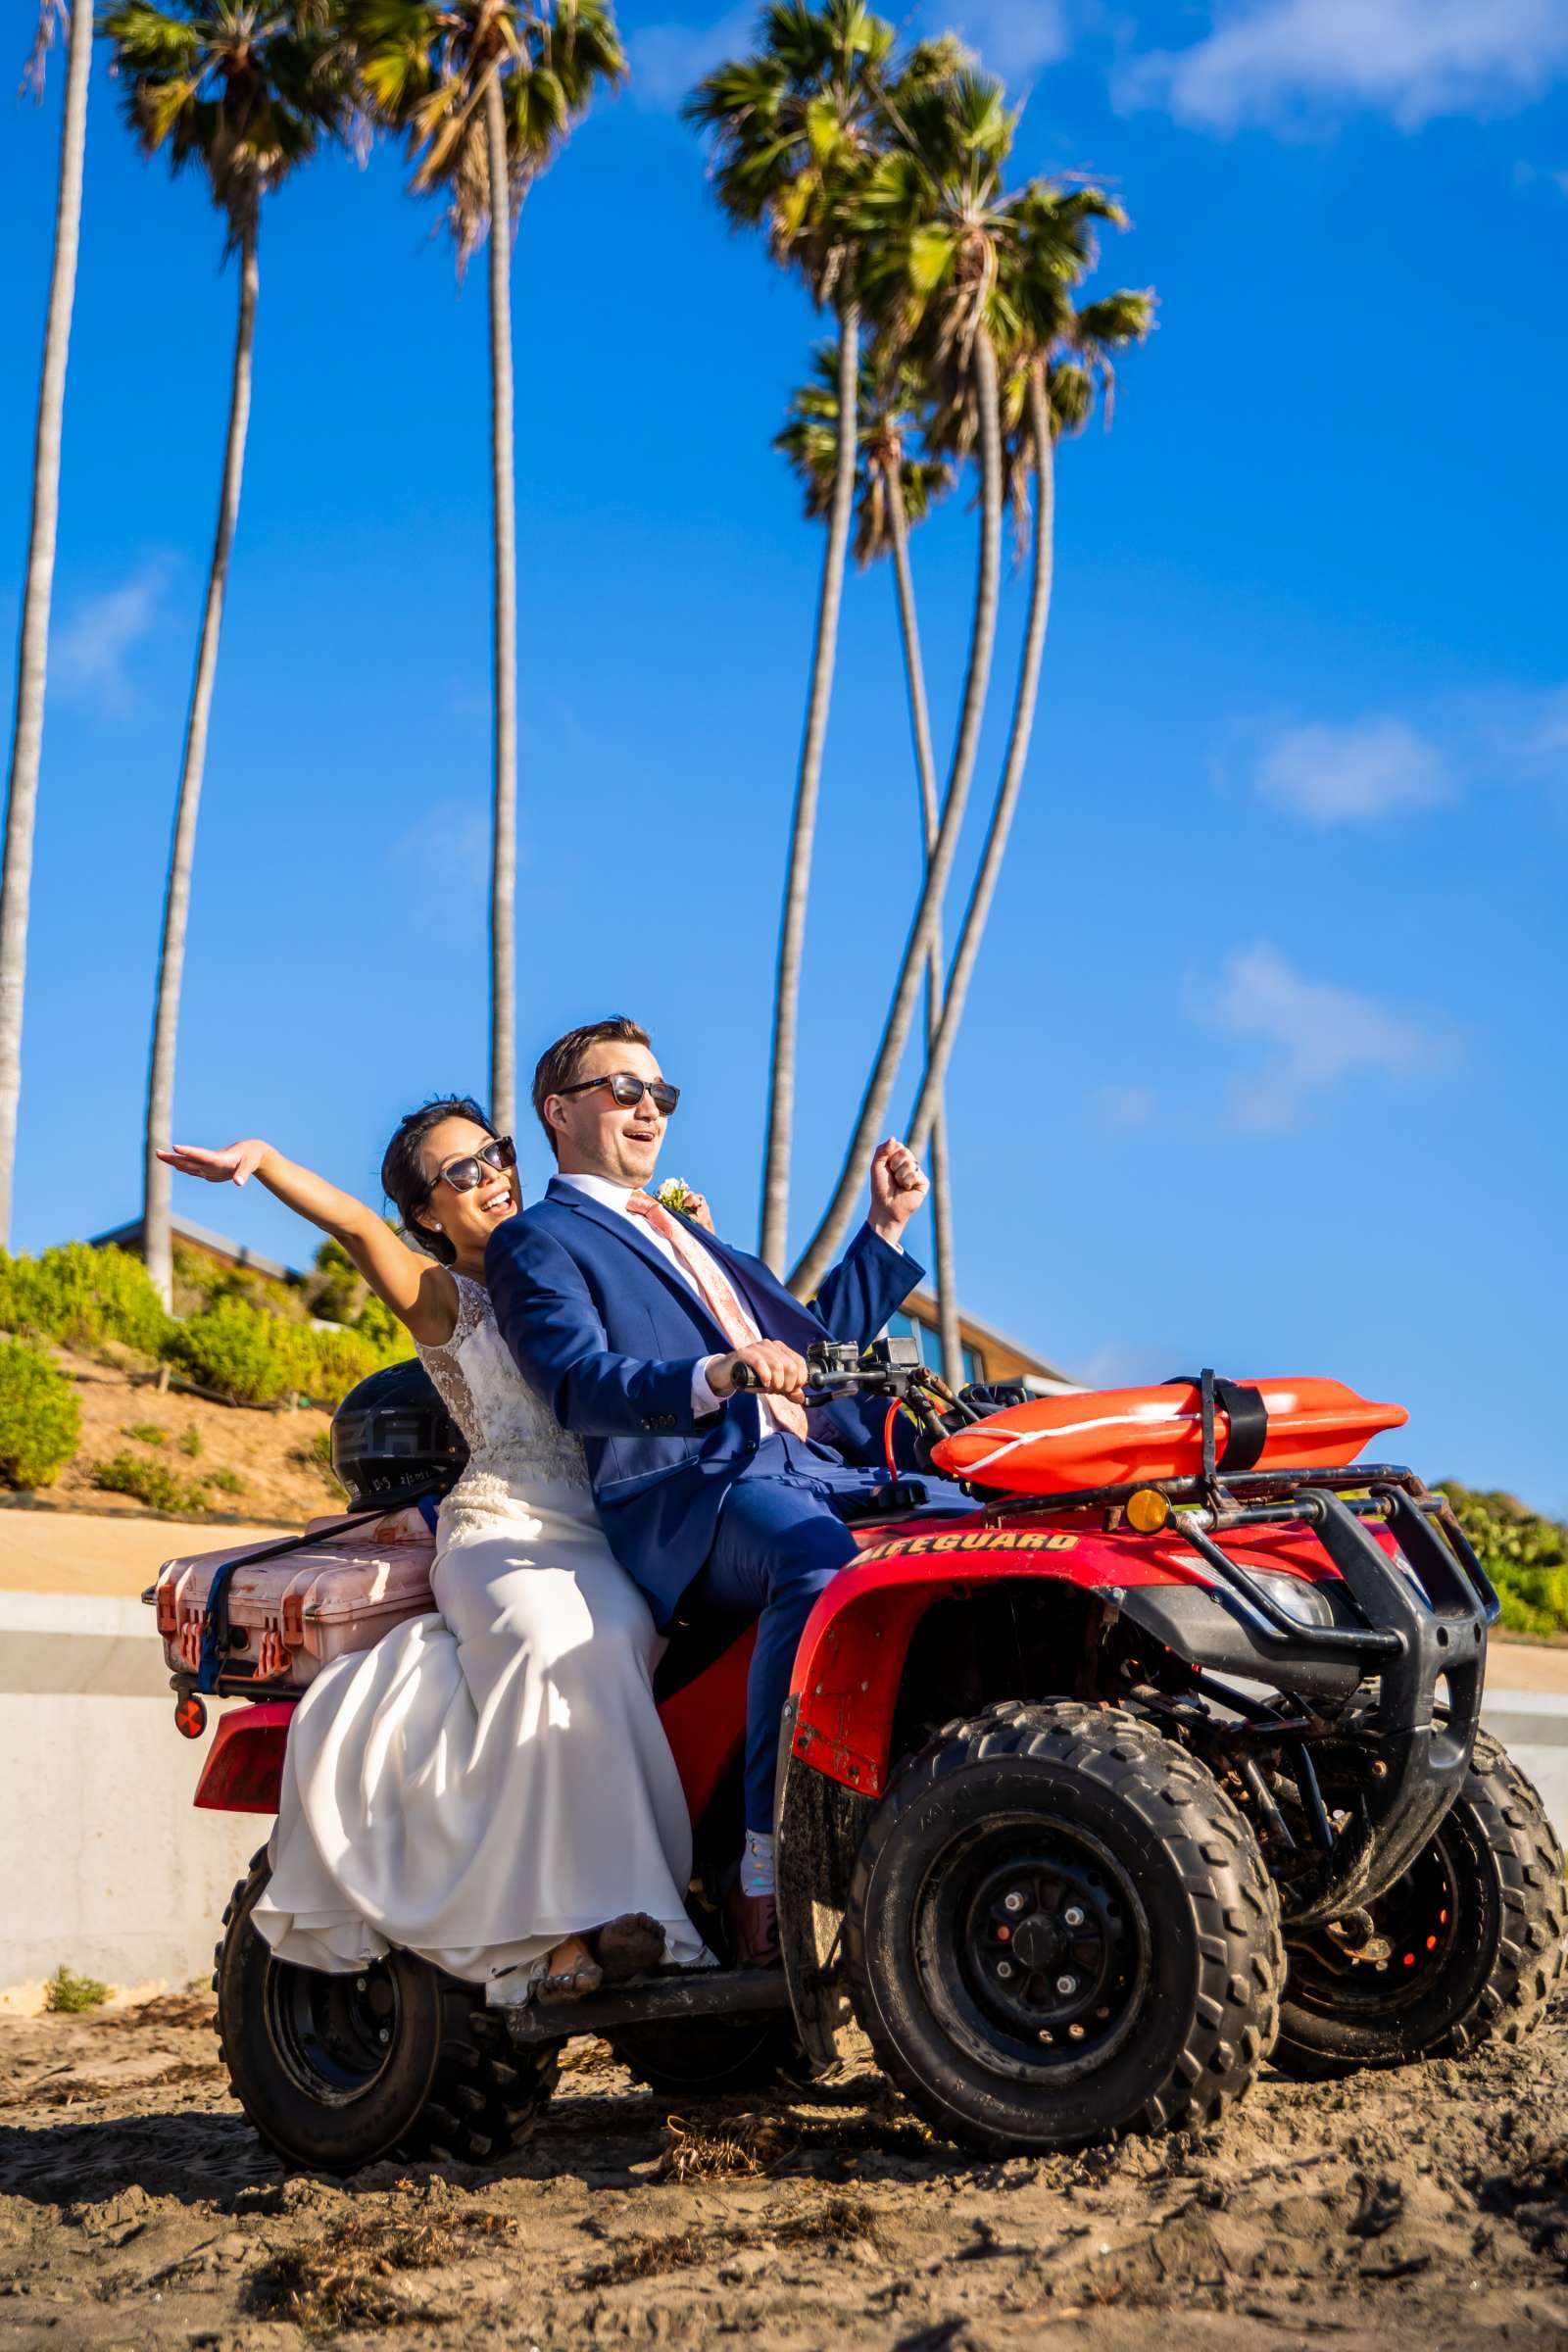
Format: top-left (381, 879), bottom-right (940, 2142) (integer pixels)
top-left (157, 1139), bottom-right (268, 1188)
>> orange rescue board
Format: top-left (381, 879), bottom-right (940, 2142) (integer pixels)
top-left (929, 1377), bottom-right (1408, 1495)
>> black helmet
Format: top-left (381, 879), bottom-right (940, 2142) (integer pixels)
top-left (329, 1358), bottom-right (468, 1507)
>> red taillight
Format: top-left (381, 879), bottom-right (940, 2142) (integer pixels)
top-left (193, 1704), bottom-right (293, 1813)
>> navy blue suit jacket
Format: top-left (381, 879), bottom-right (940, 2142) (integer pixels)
top-left (485, 1180), bottom-right (922, 1625)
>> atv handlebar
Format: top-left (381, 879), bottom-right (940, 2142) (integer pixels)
top-left (729, 1336), bottom-right (995, 1423)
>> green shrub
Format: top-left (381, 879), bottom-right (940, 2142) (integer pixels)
top-left (309, 1237), bottom-right (366, 1327)
top-left (45, 1965), bottom-right (110, 2014)
top-left (292, 1428), bottom-right (336, 1476)
top-left (355, 1292), bottom-right (405, 1353)
top-left (122, 1421), bottom-right (168, 1446)
top-left (208, 1465), bottom-right (246, 1495)
top-left (1440, 1482), bottom-right (1568, 1642)
top-left (206, 1264), bottom-right (306, 1321)
top-left (0, 1243), bottom-right (171, 1359)
top-left (286, 1320), bottom-right (411, 1409)
top-left (0, 1343), bottom-right (80, 1489)
top-left (90, 1451), bottom-right (212, 1515)
top-left (178, 1427), bottom-right (203, 1459)
top-left (166, 1299), bottom-right (292, 1406)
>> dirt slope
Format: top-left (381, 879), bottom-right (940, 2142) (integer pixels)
top-left (1, 1992), bottom-right (1564, 2349)
top-left (24, 1348), bottom-right (341, 1527)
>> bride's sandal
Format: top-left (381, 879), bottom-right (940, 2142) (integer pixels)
top-left (592, 1912), bottom-right (666, 1984)
top-left (534, 1936), bottom-right (604, 2005)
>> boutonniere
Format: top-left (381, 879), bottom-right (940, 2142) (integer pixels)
top-left (656, 1178), bottom-right (696, 1217)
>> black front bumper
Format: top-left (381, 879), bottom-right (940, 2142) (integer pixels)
top-left (1118, 1469), bottom-right (1496, 1926)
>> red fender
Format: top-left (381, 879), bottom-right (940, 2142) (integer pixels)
top-left (787, 1517), bottom-right (1350, 1800)
top-left (193, 1701), bottom-right (295, 1814)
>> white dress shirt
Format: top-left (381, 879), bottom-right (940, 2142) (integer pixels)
top-left (551, 1170), bottom-right (777, 1426)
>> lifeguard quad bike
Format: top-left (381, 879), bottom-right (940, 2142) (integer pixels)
top-left (152, 1348), bottom-right (1564, 2170)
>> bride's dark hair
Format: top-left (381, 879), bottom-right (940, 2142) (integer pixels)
top-left (381, 1096), bottom-right (496, 1266)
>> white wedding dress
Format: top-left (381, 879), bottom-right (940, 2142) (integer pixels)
top-left (253, 1271), bottom-right (709, 1996)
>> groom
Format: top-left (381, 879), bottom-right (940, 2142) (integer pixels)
top-left (486, 1016), bottom-right (936, 1964)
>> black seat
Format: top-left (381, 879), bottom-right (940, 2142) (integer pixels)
top-left (653, 1604), bottom-right (756, 1704)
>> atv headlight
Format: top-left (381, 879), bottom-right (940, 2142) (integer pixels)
top-left (1248, 1568), bottom-right (1337, 1630)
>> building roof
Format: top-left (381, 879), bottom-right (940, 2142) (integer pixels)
top-left (89, 1213), bottom-right (301, 1287)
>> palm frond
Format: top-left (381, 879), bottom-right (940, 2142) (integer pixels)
top-left (344, 0), bottom-right (624, 266)
top-left (103, 0), bottom-right (353, 248)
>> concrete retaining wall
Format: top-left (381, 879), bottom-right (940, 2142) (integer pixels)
top-left (1, 1593), bottom-right (1564, 1997)
top-left (0, 1593), bottom-right (260, 1997)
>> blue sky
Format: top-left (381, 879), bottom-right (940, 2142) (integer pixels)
top-left (2, 0), bottom-right (1565, 1507)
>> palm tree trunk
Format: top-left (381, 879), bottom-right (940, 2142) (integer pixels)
top-left (887, 473), bottom-right (961, 1389)
top-left (0, 0), bottom-right (92, 1249)
top-left (906, 369), bottom-right (1055, 1158)
top-left (485, 71), bottom-right (517, 1141)
top-left (759, 301), bottom-right (859, 1273)
top-left (790, 328), bottom-right (1003, 1299)
top-left (142, 221), bottom-right (259, 1307)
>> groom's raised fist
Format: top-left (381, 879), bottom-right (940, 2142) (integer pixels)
top-left (869, 1137), bottom-right (928, 1243)
top-left (714, 1341), bottom-right (809, 1402)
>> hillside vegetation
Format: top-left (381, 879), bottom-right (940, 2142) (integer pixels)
top-left (0, 1239), bottom-right (409, 1516)
top-left (1441, 1481), bottom-right (1568, 1642)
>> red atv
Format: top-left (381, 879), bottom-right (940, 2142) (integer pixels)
top-left (159, 1344), bottom-right (1565, 2172)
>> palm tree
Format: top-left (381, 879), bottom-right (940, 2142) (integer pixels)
top-left (105, 0), bottom-right (348, 1304)
top-left (777, 341), bottom-right (968, 1380)
top-left (0, 0), bottom-right (94, 1249)
top-left (349, 0), bottom-right (626, 1143)
top-left (904, 278), bottom-right (1154, 1159)
top-left (789, 66), bottom-right (1017, 1299)
top-left (687, 5), bottom-right (959, 1273)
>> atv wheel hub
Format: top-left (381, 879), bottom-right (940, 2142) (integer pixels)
top-left (917, 1820), bottom-right (1146, 2081)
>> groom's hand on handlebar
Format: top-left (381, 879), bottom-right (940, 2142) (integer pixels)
top-left (714, 1341), bottom-right (810, 1403)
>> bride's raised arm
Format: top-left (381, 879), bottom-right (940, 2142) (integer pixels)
top-left (157, 1139), bottom-right (459, 1346)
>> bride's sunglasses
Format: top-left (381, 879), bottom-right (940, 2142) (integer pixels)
top-left (431, 1135), bottom-right (517, 1196)
top-left (559, 1073), bottom-right (681, 1116)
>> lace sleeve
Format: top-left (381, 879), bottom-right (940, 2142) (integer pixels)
top-left (414, 1272), bottom-right (490, 1443)
top-left (436, 1270), bottom-right (489, 1356)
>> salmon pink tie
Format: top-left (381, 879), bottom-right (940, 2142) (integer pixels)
top-left (626, 1193), bottom-right (809, 1438)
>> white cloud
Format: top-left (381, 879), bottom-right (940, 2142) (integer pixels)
top-left (629, 0), bottom-right (1071, 115)
top-left (1072, 1341), bottom-right (1184, 1388)
top-left (387, 800), bottom-right (492, 932)
top-left (1120, 0), bottom-right (1568, 133)
top-left (921, 0), bottom-right (1072, 80)
top-left (1202, 944), bottom-right (1442, 1132)
top-left (1254, 715), bottom-right (1452, 826)
top-left (627, 4), bottom-right (752, 112)
top-left (52, 554), bottom-right (173, 713)
top-left (1093, 1081), bottom-right (1155, 1128)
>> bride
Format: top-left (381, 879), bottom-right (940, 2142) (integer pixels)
top-left (160, 1097), bottom-right (710, 2003)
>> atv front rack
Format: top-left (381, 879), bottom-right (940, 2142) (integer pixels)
top-left (1000, 1460), bottom-right (1497, 1929)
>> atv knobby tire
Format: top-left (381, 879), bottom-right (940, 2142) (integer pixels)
top-left (1275, 1727), bottom-right (1566, 2080)
top-left (846, 1701), bottom-right (1283, 2156)
top-left (215, 1849), bottom-right (560, 2173)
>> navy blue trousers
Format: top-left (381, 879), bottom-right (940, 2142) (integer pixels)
top-left (694, 1432), bottom-right (964, 1834)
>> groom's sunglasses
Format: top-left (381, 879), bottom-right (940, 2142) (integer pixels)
top-left (559, 1073), bottom-right (681, 1116)
top-left (432, 1135), bottom-right (517, 1196)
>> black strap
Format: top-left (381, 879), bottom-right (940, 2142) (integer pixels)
top-left (1164, 1371), bottom-right (1269, 1477)
top-left (196, 1487), bottom-right (441, 1693)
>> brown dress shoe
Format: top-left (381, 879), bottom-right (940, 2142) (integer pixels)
top-left (726, 1883), bottom-right (782, 1970)
top-left (592, 1911), bottom-right (666, 1984)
